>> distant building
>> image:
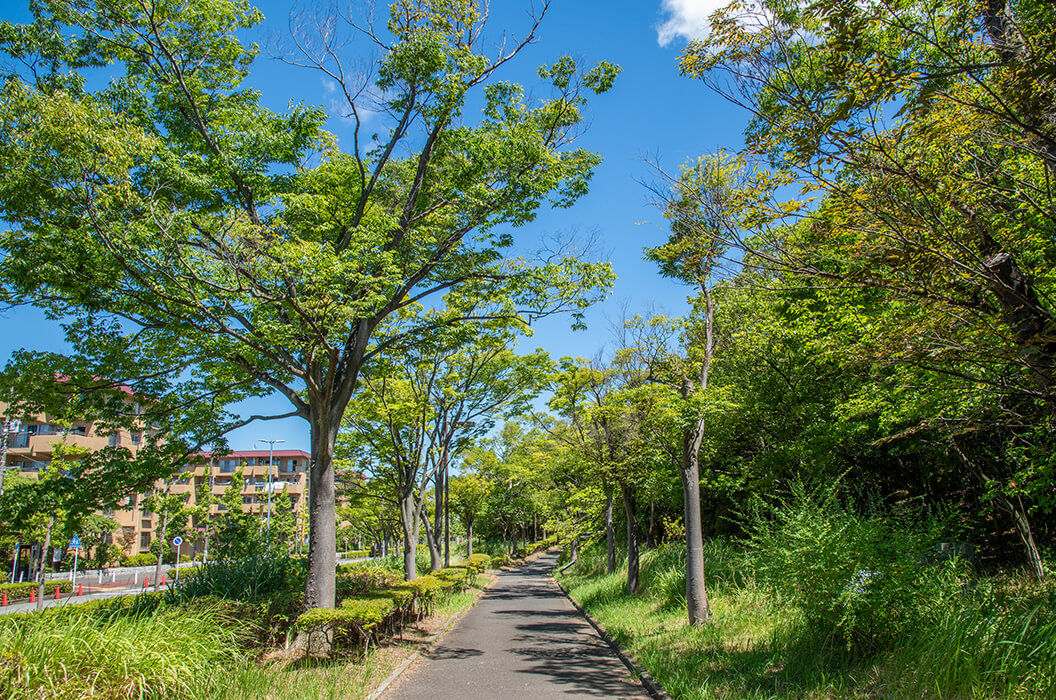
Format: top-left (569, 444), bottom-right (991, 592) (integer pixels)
top-left (1, 403), bottom-right (309, 556)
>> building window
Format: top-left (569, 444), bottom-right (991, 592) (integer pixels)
top-left (141, 519), bottom-right (152, 530)
top-left (108, 432), bottom-right (121, 447)
top-left (131, 432), bottom-right (141, 446)
top-left (242, 496), bottom-right (252, 504)
top-left (219, 459), bottom-right (236, 473)
top-left (140, 533), bottom-right (151, 549)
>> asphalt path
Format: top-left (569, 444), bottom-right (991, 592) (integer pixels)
top-left (384, 551), bottom-right (648, 699)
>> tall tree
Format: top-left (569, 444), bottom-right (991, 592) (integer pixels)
top-left (639, 155), bottom-right (745, 623)
top-left (679, 0), bottom-right (1056, 575)
top-left (0, 0), bottom-right (617, 609)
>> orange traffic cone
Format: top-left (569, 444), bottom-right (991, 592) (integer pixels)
top-left (2, 591), bottom-right (7, 606)
top-left (54, 585), bottom-right (60, 600)
top-left (29, 587), bottom-right (35, 603)
top-left (77, 583), bottom-right (83, 596)
top-left (143, 577), bottom-right (149, 589)
top-left (160, 575), bottom-right (167, 587)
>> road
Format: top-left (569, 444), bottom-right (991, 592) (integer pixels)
top-left (0, 556), bottom-right (371, 615)
top-left (384, 551), bottom-right (648, 699)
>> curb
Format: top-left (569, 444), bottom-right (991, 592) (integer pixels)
top-left (554, 579), bottom-right (673, 700)
top-left (366, 573), bottom-right (495, 700)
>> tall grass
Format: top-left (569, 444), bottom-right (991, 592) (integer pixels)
top-left (0, 606), bottom-right (245, 699)
top-left (557, 486), bottom-right (1056, 699)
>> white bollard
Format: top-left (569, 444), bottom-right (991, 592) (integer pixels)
top-left (98, 570), bottom-right (103, 584)
top-left (133, 572), bottom-right (138, 586)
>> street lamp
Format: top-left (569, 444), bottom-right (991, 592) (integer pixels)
top-left (257, 439), bottom-right (284, 541)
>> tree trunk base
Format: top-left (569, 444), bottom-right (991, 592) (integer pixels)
top-left (265, 626), bottom-right (335, 663)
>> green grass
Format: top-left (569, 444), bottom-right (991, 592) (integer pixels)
top-left (0, 604), bottom-right (246, 699)
top-left (208, 572), bottom-right (493, 700)
top-left (0, 561), bottom-right (493, 699)
top-left (558, 542), bottom-right (1056, 699)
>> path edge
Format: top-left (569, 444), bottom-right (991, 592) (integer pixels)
top-left (366, 573), bottom-right (494, 700)
top-left (554, 578), bottom-right (673, 700)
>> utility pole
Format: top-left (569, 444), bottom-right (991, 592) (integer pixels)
top-left (257, 439), bottom-right (284, 542)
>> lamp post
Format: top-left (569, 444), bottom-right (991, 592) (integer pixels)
top-left (257, 439), bottom-right (284, 541)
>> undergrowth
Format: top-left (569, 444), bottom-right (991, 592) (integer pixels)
top-left (558, 486), bottom-right (1056, 699)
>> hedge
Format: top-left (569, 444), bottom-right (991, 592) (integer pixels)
top-left (0, 581), bottom-right (74, 602)
top-left (342, 550), bottom-right (370, 559)
top-left (120, 553), bottom-right (157, 567)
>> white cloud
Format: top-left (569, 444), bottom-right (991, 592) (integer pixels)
top-left (656, 0), bottom-right (772, 47)
top-left (656, 0), bottom-right (729, 47)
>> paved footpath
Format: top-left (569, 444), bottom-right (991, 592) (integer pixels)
top-left (384, 551), bottom-right (649, 699)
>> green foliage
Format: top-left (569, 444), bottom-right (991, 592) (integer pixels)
top-left (744, 482), bottom-right (967, 651)
top-left (335, 565), bottom-right (402, 599)
top-left (172, 550), bottom-right (304, 603)
top-left (561, 536), bottom-right (1056, 699)
top-left (0, 581), bottom-right (71, 601)
top-left (120, 552), bottom-right (158, 567)
top-left (0, 604), bottom-right (245, 699)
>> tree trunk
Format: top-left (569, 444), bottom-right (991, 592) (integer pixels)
top-left (466, 520), bottom-right (474, 558)
top-left (605, 488), bottom-right (616, 575)
top-left (422, 510), bottom-right (441, 571)
top-left (37, 515), bottom-right (53, 612)
top-left (646, 500), bottom-right (656, 549)
top-left (681, 433), bottom-right (711, 624)
top-left (306, 412), bottom-right (338, 609)
top-left (430, 471), bottom-right (443, 571)
top-left (154, 509), bottom-right (171, 592)
top-left (399, 490), bottom-right (419, 580)
top-left (621, 482), bottom-right (640, 595)
top-left (1004, 495), bottom-right (1046, 579)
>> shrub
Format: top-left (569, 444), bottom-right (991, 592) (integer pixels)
top-left (465, 553), bottom-right (491, 573)
top-left (745, 481), bottom-right (965, 651)
top-left (120, 553), bottom-right (157, 567)
top-left (336, 565), bottom-right (403, 601)
top-left (172, 550), bottom-right (304, 603)
top-left (0, 581), bottom-right (73, 602)
top-left (341, 549), bottom-right (370, 559)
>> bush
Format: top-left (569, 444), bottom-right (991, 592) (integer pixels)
top-left (120, 553), bottom-right (158, 567)
top-left (745, 481), bottom-right (966, 651)
top-left (341, 549), bottom-right (370, 559)
top-left (0, 581), bottom-right (73, 602)
top-left (466, 553), bottom-right (491, 573)
top-left (336, 565), bottom-right (402, 600)
top-left (171, 550), bottom-right (304, 603)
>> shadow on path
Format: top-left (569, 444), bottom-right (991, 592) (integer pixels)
top-left (383, 552), bottom-right (647, 699)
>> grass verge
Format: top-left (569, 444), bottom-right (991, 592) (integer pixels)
top-left (557, 543), bottom-right (1056, 699)
top-left (211, 572), bottom-right (494, 700)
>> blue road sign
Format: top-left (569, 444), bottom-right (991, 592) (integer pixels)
top-left (172, 536), bottom-right (183, 546)
top-left (69, 534), bottom-right (81, 549)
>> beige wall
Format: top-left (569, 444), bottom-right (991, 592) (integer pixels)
top-left (2, 405), bottom-right (309, 557)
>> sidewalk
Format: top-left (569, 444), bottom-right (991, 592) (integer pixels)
top-left (1, 556), bottom-right (373, 616)
top-left (383, 552), bottom-right (648, 699)
top-left (0, 584), bottom-right (144, 616)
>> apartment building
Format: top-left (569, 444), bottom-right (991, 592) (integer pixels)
top-left (1, 404), bottom-right (309, 556)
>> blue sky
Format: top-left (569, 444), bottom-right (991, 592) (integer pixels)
top-left (0, 0), bottom-right (749, 452)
